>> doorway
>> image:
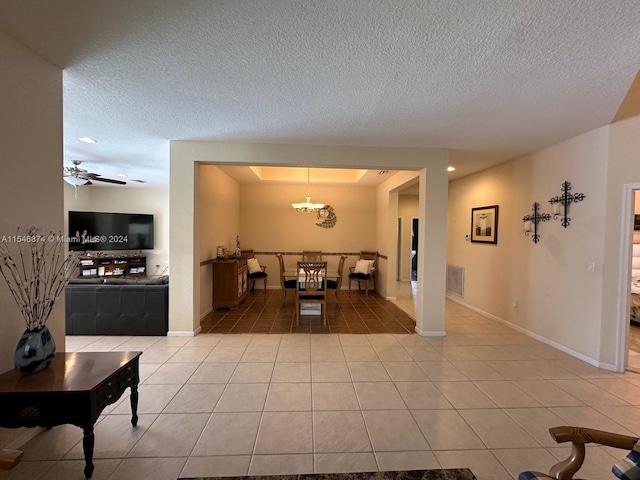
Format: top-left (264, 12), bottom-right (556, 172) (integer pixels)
top-left (629, 190), bottom-right (640, 372)
top-left (397, 218), bottom-right (403, 281)
top-left (411, 217), bottom-right (418, 281)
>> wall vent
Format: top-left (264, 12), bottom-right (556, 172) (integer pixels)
top-left (446, 264), bottom-right (464, 297)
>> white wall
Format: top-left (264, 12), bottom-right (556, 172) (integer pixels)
top-left (63, 184), bottom-right (170, 274)
top-left (0, 31), bottom-right (63, 372)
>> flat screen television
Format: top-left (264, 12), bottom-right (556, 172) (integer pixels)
top-left (68, 211), bottom-right (154, 251)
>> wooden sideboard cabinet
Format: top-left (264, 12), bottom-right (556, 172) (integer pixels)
top-left (212, 257), bottom-right (248, 309)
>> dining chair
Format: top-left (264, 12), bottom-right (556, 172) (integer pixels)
top-left (327, 255), bottom-right (347, 307)
top-left (302, 250), bottom-right (322, 261)
top-left (241, 249), bottom-right (267, 292)
top-left (348, 251), bottom-right (378, 295)
top-left (295, 261), bottom-right (328, 326)
top-left (275, 253), bottom-right (297, 307)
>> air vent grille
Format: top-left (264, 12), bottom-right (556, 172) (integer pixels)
top-left (446, 264), bottom-right (464, 297)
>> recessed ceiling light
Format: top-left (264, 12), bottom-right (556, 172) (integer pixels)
top-left (78, 136), bottom-right (97, 144)
top-left (447, 166), bottom-right (456, 172)
top-left (117, 173), bottom-right (127, 178)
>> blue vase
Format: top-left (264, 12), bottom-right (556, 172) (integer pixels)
top-left (14, 326), bottom-right (56, 374)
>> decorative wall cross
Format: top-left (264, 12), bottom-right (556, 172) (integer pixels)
top-left (522, 202), bottom-right (551, 244)
top-left (548, 181), bottom-right (585, 228)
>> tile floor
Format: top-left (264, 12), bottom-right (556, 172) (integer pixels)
top-left (201, 288), bottom-right (415, 334)
top-left (2, 285), bottom-right (640, 480)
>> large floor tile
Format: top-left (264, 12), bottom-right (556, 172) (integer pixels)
top-left (191, 412), bottom-right (261, 455)
top-left (395, 382), bottom-right (453, 409)
top-left (214, 383), bottom-right (269, 412)
top-left (434, 382), bottom-right (497, 409)
top-left (264, 383), bottom-right (312, 411)
top-left (108, 456), bottom-right (187, 480)
top-left (311, 362), bottom-right (352, 382)
top-left (313, 411), bottom-right (372, 452)
top-left (127, 413), bottom-right (209, 457)
top-left (312, 382), bottom-right (360, 410)
top-left (353, 382), bottom-right (406, 409)
top-left (362, 410), bottom-right (429, 451)
top-left (249, 454), bottom-right (314, 475)
top-left (412, 409), bottom-right (485, 450)
top-left (347, 362), bottom-right (391, 382)
top-left (163, 383), bottom-right (225, 413)
top-left (383, 362), bottom-right (431, 381)
top-left (254, 412), bottom-right (313, 454)
top-left (458, 409), bottom-right (539, 449)
top-left (512, 380), bottom-right (585, 406)
top-left (181, 455), bottom-right (251, 477)
top-left (473, 380), bottom-right (542, 408)
top-left (375, 451), bottom-right (441, 471)
top-left (314, 453), bottom-right (378, 473)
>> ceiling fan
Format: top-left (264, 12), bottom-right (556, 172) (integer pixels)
top-left (63, 160), bottom-right (126, 186)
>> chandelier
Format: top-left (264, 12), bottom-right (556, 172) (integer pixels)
top-left (292, 168), bottom-right (326, 213)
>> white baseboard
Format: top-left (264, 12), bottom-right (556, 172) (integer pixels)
top-left (445, 295), bottom-right (615, 371)
top-left (415, 326), bottom-right (446, 337)
top-left (167, 327), bottom-right (201, 337)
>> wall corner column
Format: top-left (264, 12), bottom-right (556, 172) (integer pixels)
top-left (168, 144), bottom-right (200, 335)
top-left (415, 163), bottom-right (448, 336)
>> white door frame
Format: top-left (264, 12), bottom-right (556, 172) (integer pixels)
top-left (615, 183), bottom-right (640, 371)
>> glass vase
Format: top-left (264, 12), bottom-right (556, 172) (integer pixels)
top-left (14, 325), bottom-right (56, 374)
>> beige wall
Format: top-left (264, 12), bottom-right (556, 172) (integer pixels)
top-left (197, 172), bottom-right (379, 318)
top-left (398, 195), bottom-right (419, 281)
top-left (447, 125), bottom-right (612, 366)
top-left (199, 165), bottom-right (240, 316)
top-left (63, 184), bottom-right (170, 274)
top-left (0, 31), bottom-right (63, 371)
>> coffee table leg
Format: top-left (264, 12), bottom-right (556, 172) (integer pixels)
top-left (130, 384), bottom-right (139, 427)
top-left (82, 426), bottom-right (95, 479)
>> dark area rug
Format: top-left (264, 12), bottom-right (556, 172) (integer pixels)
top-left (180, 469), bottom-right (477, 480)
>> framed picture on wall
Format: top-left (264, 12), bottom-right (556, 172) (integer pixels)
top-left (471, 205), bottom-right (499, 244)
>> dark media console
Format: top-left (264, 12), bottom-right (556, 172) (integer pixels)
top-left (77, 254), bottom-right (147, 278)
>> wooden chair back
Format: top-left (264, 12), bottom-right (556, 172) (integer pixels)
top-left (275, 253), bottom-right (296, 306)
top-left (295, 261), bottom-right (328, 325)
top-left (328, 255), bottom-right (347, 307)
top-left (302, 250), bottom-right (322, 262)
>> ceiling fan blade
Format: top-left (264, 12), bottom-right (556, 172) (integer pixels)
top-left (91, 176), bottom-right (127, 185)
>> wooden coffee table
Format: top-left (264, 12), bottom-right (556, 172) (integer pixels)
top-left (0, 351), bottom-right (142, 479)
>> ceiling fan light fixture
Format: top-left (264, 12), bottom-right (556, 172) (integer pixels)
top-left (292, 168), bottom-right (326, 213)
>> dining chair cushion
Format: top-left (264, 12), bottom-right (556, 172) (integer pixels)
top-left (354, 259), bottom-right (374, 275)
top-left (248, 271), bottom-right (267, 279)
top-left (247, 257), bottom-right (262, 274)
top-left (284, 279), bottom-right (297, 288)
top-left (326, 279), bottom-right (338, 289)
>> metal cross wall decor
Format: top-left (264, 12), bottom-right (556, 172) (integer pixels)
top-left (548, 181), bottom-right (585, 228)
top-left (523, 202), bottom-right (551, 244)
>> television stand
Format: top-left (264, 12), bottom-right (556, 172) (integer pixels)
top-left (78, 254), bottom-right (146, 278)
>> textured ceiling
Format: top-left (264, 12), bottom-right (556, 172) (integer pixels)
top-left (1, 1), bottom-right (639, 187)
